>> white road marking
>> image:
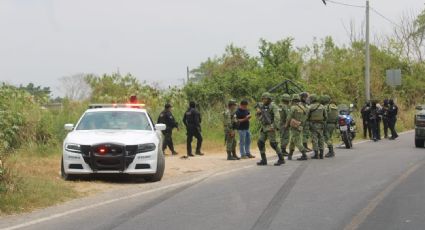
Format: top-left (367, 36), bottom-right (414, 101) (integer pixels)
top-left (343, 159), bottom-right (425, 230)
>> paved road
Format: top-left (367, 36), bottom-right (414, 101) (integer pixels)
top-left (1, 131), bottom-right (424, 230)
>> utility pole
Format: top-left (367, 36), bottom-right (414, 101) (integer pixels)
top-left (186, 66), bottom-right (190, 83)
top-left (365, 0), bottom-right (371, 101)
top-left (321, 0), bottom-right (371, 101)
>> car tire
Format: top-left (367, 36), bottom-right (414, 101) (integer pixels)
top-left (144, 150), bottom-right (165, 182)
top-left (415, 139), bottom-right (425, 148)
top-left (61, 157), bottom-right (78, 181)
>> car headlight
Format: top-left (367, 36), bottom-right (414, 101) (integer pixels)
top-left (65, 143), bottom-right (82, 153)
top-left (137, 143), bottom-right (156, 153)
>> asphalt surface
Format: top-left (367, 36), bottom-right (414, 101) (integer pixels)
top-left (1, 131), bottom-right (425, 230)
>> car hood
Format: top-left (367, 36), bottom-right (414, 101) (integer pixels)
top-left (64, 130), bottom-right (159, 146)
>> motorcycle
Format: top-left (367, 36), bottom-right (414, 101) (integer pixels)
top-left (338, 104), bottom-right (357, 149)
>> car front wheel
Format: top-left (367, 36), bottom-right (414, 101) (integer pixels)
top-left (61, 157), bottom-right (78, 181)
top-left (143, 150), bottom-right (165, 182)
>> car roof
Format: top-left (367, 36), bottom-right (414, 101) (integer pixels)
top-left (85, 108), bottom-right (148, 113)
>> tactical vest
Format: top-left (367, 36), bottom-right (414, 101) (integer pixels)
top-left (292, 104), bottom-right (307, 123)
top-left (309, 104), bottom-right (325, 121)
top-left (260, 105), bottom-right (274, 125)
top-left (326, 104), bottom-right (339, 123)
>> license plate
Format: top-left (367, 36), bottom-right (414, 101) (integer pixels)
top-left (340, 126), bottom-right (348, 131)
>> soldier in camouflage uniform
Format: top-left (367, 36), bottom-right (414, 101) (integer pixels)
top-left (256, 92), bottom-right (285, 166)
top-left (287, 94), bottom-right (309, 161)
top-left (300, 92), bottom-right (313, 152)
top-left (322, 95), bottom-right (338, 158)
top-left (279, 94), bottom-right (291, 157)
top-left (308, 94), bottom-right (327, 159)
top-left (223, 99), bottom-right (240, 160)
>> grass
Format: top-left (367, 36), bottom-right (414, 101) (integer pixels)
top-left (0, 144), bottom-right (79, 215)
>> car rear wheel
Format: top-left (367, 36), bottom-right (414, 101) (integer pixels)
top-left (143, 150), bottom-right (165, 182)
top-left (415, 139), bottom-right (425, 148)
top-left (61, 157), bottom-right (78, 181)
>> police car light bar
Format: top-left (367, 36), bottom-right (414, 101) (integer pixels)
top-left (88, 104), bottom-right (146, 109)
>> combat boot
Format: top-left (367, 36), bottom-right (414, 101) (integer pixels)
top-left (288, 150), bottom-right (294, 160)
top-left (297, 151), bottom-right (308, 161)
top-left (257, 153), bottom-right (267, 166)
top-left (231, 150), bottom-right (240, 160)
top-left (281, 145), bottom-right (288, 157)
top-left (312, 151), bottom-right (319, 159)
top-left (227, 151), bottom-right (236, 160)
top-left (325, 147), bottom-right (335, 158)
top-left (319, 149), bottom-right (324, 159)
top-left (303, 143), bottom-right (312, 152)
top-left (274, 153), bottom-right (285, 166)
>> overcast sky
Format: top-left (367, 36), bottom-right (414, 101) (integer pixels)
top-left (0, 0), bottom-right (423, 96)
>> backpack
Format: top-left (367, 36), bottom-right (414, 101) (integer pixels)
top-left (327, 104), bottom-right (339, 123)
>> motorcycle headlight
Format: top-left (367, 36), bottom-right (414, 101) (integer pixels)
top-left (65, 143), bottom-right (82, 153)
top-left (137, 143), bottom-right (156, 153)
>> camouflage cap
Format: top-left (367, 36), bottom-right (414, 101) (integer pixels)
top-left (228, 99), bottom-right (237, 106)
top-left (261, 92), bottom-right (272, 100)
top-left (281, 94), bottom-right (291, 102)
top-left (291, 94), bottom-right (301, 102)
top-left (321, 95), bottom-right (331, 104)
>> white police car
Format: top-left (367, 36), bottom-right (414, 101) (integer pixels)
top-left (61, 104), bottom-right (166, 182)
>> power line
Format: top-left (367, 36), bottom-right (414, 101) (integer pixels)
top-left (325, 0), bottom-right (365, 9)
top-left (370, 7), bottom-right (400, 28)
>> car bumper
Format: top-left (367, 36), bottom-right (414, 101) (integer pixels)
top-left (63, 150), bottom-right (158, 175)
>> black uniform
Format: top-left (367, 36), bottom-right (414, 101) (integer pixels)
top-left (368, 103), bottom-right (379, 141)
top-left (157, 109), bottom-right (178, 154)
top-left (183, 106), bottom-right (203, 156)
top-left (361, 103), bottom-right (372, 139)
top-left (382, 101), bottom-right (389, 138)
top-left (388, 100), bottom-right (399, 139)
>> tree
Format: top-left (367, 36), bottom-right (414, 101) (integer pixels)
top-left (59, 74), bottom-right (92, 101)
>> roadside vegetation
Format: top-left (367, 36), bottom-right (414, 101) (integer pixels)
top-left (1, 8), bottom-right (425, 215)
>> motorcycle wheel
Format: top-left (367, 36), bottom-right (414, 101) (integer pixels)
top-left (342, 131), bottom-right (352, 149)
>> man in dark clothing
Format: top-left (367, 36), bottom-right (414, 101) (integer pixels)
top-left (382, 99), bottom-right (390, 139)
top-left (157, 103), bottom-right (179, 155)
top-left (388, 99), bottom-right (399, 140)
top-left (369, 101), bottom-right (379, 142)
top-left (183, 101), bottom-right (203, 157)
top-left (361, 102), bottom-right (372, 139)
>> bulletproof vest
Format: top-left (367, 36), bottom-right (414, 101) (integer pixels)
top-left (309, 103), bottom-right (325, 121)
top-left (326, 104), bottom-right (339, 123)
top-left (292, 104), bottom-right (307, 123)
top-left (260, 105), bottom-right (274, 125)
top-left (185, 109), bottom-right (195, 125)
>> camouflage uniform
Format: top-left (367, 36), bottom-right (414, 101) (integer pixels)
top-left (223, 100), bottom-right (239, 160)
top-left (300, 92), bottom-right (312, 152)
top-left (322, 95), bottom-right (338, 158)
top-left (279, 94), bottom-right (291, 156)
top-left (256, 92), bottom-right (285, 166)
top-left (287, 94), bottom-right (309, 161)
top-left (308, 94), bottom-right (327, 159)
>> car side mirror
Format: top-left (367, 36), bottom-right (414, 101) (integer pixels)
top-left (416, 105), bottom-right (423, 110)
top-left (155, 123), bottom-right (166, 131)
top-left (64, 124), bottom-right (74, 131)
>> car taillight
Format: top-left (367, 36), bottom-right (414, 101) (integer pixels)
top-left (339, 117), bottom-right (346, 126)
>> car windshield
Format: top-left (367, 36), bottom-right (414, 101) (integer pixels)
top-left (76, 111), bottom-right (152, 131)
